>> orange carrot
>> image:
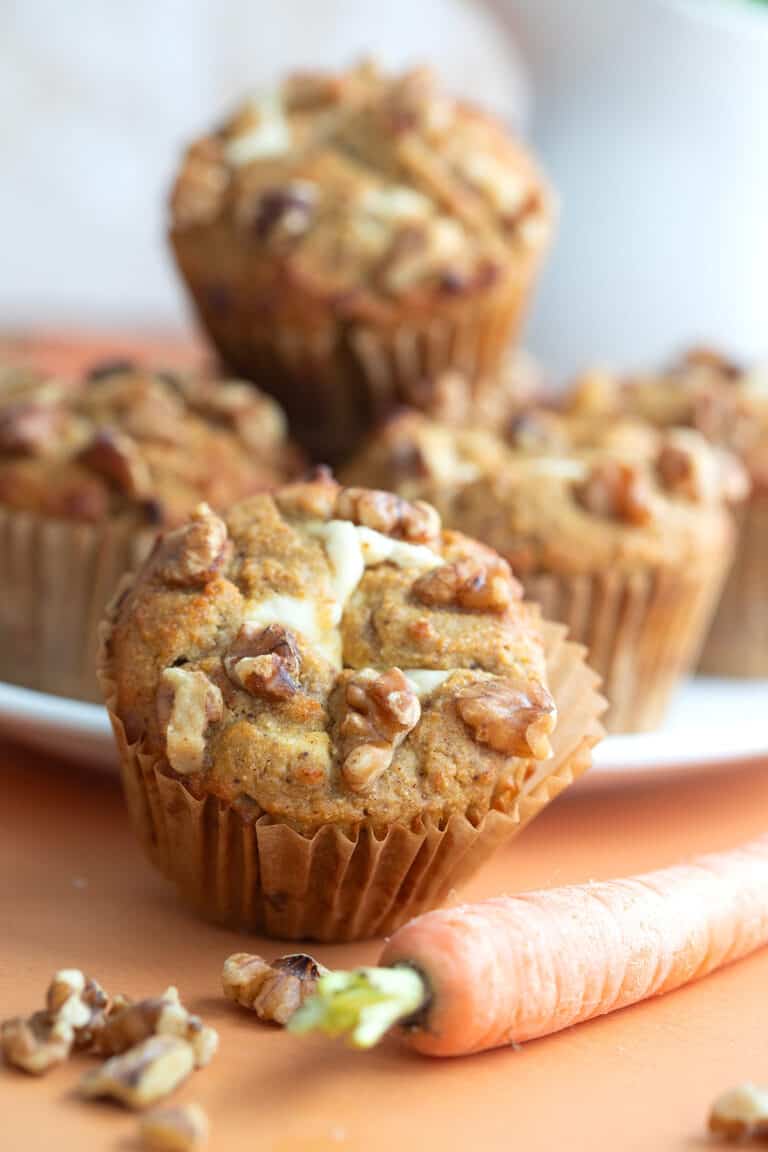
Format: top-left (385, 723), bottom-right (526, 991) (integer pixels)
top-left (289, 835), bottom-right (768, 1056)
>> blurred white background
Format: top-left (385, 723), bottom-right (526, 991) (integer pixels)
top-left (2, 0), bottom-right (767, 376)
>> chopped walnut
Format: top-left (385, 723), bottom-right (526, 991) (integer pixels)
top-left (91, 986), bottom-right (218, 1069)
top-left (0, 401), bottom-right (63, 455)
top-left (45, 969), bottom-right (109, 1048)
top-left (140, 1103), bottom-right (209, 1151)
top-left (656, 428), bottom-right (747, 504)
top-left (222, 952), bottom-right (327, 1025)
top-left (77, 429), bottom-right (153, 497)
top-left (80, 1034), bottom-right (196, 1110)
top-left (282, 70), bottom-right (346, 111)
top-left (335, 486), bottom-right (440, 545)
top-left (1, 1011), bottom-right (74, 1075)
top-left (339, 668), bottom-right (421, 791)
top-left (172, 139), bottom-right (229, 230)
top-left (245, 182), bottom-right (318, 243)
top-left (274, 467), bottom-right (340, 521)
top-left (709, 1083), bottom-right (768, 1141)
top-left (190, 381), bottom-right (287, 452)
top-left (158, 504), bottom-right (231, 587)
top-left (412, 557), bottom-right (521, 613)
top-left (456, 677), bottom-right (557, 760)
top-left (224, 623), bottom-right (301, 700)
top-left (157, 668), bottom-right (224, 775)
top-left (574, 460), bottom-right (653, 526)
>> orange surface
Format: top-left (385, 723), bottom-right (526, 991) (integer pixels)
top-left (2, 744), bottom-right (768, 1152)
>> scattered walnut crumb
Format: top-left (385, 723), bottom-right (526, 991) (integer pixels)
top-left (709, 1083), bottom-right (768, 1142)
top-left (45, 969), bottom-right (109, 1049)
top-left (80, 1035), bottom-right (196, 1110)
top-left (222, 952), bottom-right (327, 1025)
top-left (338, 668), bottom-right (421, 791)
top-left (91, 986), bottom-right (218, 1069)
top-left (139, 1103), bottom-right (209, 1151)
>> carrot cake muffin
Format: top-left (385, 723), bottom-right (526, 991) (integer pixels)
top-left (564, 349), bottom-right (767, 676)
top-left (343, 410), bottom-right (746, 731)
top-left (99, 475), bottom-right (602, 941)
top-left (0, 361), bottom-right (302, 700)
top-left (169, 61), bottom-right (553, 462)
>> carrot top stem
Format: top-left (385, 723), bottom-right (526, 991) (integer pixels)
top-left (287, 965), bottom-right (427, 1049)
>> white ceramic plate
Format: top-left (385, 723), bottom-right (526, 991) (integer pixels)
top-left (0, 677), bottom-right (765, 785)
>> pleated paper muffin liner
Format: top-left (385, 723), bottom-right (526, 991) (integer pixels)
top-left (100, 621), bottom-right (604, 943)
top-left (176, 243), bottom-right (543, 464)
top-left (698, 496), bottom-right (768, 677)
top-left (0, 506), bottom-right (153, 702)
top-left (520, 549), bottom-right (734, 734)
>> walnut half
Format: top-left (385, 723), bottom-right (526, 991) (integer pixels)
top-left (224, 623), bottom-right (301, 700)
top-left (456, 677), bottom-right (557, 760)
top-left (412, 556), bottom-right (521, 613)
top-left (339, 668), bottom-right (421, 791)
top-left (157, 668), bottom-right (223, 775)
top-left (222, 952), bottom-right (327, 1025)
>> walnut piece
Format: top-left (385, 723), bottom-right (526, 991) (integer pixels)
top-left (1, 1011), bottom-right (74, 1075)
top-left (224, 623), bottom-right (301, 700)
top-left (574, 460), bottom-right (653, 526)
top-left (412, 557), bottom-right (521, 613)
top-left (77, 429), bottom-right (153, 497)
top-left (158, 504), bottom-right (231, 587)
top-left (656, 428), bottom-right (747, 505)
top-left (335, 486), bottom-right (441, 545)
top-left (456, 677), bottom-right (557, 760)
top-left (46, 969), bottom-right (109, 1048)
top-left (140, 1103), bottom-right (209, 1152)
top-left (172, 139), bottom-right (229, 230)
top-left (274, 467), bottom-right (339, 521)
top-left (91, 987), bottom-right (218, 1069)
top-left (339, 668), bottom-right (421, 791)
top-left (80, 1034), bottom-right (195, 1110)
top-left (222, 952), bottom-right (327, 1025)
top-left (157, 668), bottom-right (224, 775)
top-left (0, 401), bottom-right (63, 455)
top-left (709, 1083), bottom-right (768, 1141)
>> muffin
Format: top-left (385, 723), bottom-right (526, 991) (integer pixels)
top-left (565, 349), bottom-right (768, 676)
top-left (0, 361), bottom-right (302, 701)
top-left (98, 475), bottom-right (603, 941)
top-left (343, 410), bottom-right (746, 731)
top-left (169, 61), bottom-right (554, 462)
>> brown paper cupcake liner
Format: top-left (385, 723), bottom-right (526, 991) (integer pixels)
top-left (698, 496), bottom-right (768, 677)
top-left (521, 550), bottom-right (734, 733)
top-left (178, 249), bottom-right (541, 464)
top-left (0, 506), bottom-right (153, 702)
top-left (100, 620), bottom-right (604, 943)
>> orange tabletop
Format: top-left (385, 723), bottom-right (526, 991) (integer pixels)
top-left (2, 743), bottom-right (767, 1152)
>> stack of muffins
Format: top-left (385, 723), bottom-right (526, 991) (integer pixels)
top-left (2, 61), bottom-right (759, 940)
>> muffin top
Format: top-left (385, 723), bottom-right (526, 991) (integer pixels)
top-left (342, 409), bottom-right (747, 574)
top-left (0, 361), bottom-right (302, 527)
top-left (103, 475), bottom-right (558, 834)
top-left (564, 349), bottom-right (768, 491)
top-left (170, 62), bottom-right (552, 319)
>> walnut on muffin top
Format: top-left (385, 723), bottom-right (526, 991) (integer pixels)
top-left (102, 473), bottom-right (558, 833)
top-left (342, 408), bottom-right (748, 575)
top-left (170, 61), bottom-right (552, 320)
top-left (0, 361), bottom-right (302, 527)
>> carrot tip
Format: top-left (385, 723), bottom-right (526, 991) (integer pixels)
top-left (287, 966), bottom-right (427, 1049)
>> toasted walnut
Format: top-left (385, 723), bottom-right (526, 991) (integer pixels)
top-left (339, 668), bottom-right (421, 791)
top-left (140, 1103), bottom-right (209, 1152)
top-left (574, 460), bottom-right (653, 526)
top-left (224, 624), bottom-right (301, 700)
top-left (456, 678), bottom-right (557, 760)
top-left (46, 969), bottom-right (109, 1048)
top-left (709, 1083), bottom-right (768, 1141)
top-left (77, 429), bottom-right (153, 497)
top-left (335, 487), bottom-right (440, 544)
top-left (91, 986), bottom-right (217, 1069)
top-left (157, 669), bottom-right (223, 775)
top-left (0, 401), bottom-right (63, 455)
top-left (81, 1034), bottom-right (195, 1110)
top-left (412, 557), bottom-right (521, 613)
top-left (222, 952), bottom-right (327, 1025)
top-left (157, 504), bottom-right (231, 587)
top-left (274, 467), bottom-right (340, 521)
top-left (1, 1011), bottom-right (73, 1075)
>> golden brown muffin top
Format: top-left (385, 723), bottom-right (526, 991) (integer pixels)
top-left (0, 361), bottom-right (302, 527)
top-left (103, 476), bottom-right (557, 834)
top-left (170, 62), bottom-right (552, 319)
top-left (564, 349), bottom-right (768, 491)
top-left (342, 409), bottom-right (747, 575)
